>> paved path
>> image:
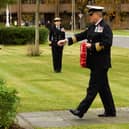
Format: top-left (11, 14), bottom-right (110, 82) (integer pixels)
top-left (17, 108), bottom-right (129, 128)
top-left (113, 36), bottom-right (129, 48)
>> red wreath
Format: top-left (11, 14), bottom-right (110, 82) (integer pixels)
top-left (80, 41), bottom-right (87, 68)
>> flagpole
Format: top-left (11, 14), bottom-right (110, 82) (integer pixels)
top-left (72, 0), bottom-right (76, 32)
top-left (6, 4), bottom-right (10, 27)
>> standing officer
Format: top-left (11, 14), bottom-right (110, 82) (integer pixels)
top-left (58, 5), bottom-right (116, 118)
top-left (49, 17), bottom-right (65, 73)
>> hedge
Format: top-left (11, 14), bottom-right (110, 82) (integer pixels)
top-left (0, 26), bottom-right (49, 45)
top-left (0, 79), bottom-right (20, 129)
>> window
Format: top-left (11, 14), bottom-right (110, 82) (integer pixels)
top-left (47, 0), bottom-right (55, 3)
top-left (21, 0), bottom-right (36, 4)
top-left (87, 0), bottom-right (95, 4)
top-left (60, 0), bottom-right (70, 3)
top-left (40, 0), bottom-right (45, 4)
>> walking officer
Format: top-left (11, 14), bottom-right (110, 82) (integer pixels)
top-left (58, 5), bottom-right (116, 118)
top-left (49, 17), bottom-right (65, 73)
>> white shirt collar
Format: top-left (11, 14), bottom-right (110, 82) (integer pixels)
top-left (95, 18), bottom-right (103, 26)
top-left (56, 26), bottom-right (60, 28)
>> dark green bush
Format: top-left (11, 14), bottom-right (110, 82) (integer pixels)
top-left (0, 80), bottom-right (20, 129)
top-left (0, 27), bottom-right (48, 45)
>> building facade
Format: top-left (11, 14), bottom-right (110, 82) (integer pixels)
top-left (0, 0), bottom-right (96, 29)
top-left (0, 0), bottom-right (79, 29)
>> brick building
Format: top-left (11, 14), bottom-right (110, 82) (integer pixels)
top-left (0, 0), bottom-right (97, 29)
top-left (0, 0), bottom-right (82, 29)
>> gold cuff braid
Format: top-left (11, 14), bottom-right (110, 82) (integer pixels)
top-left (95, 42), bottom-right (104, 52)
top-left (72, 36), bottom-right (77, 43)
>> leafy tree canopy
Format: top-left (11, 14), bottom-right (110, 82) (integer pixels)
top-left (0, 0), bottom-right (16, 9)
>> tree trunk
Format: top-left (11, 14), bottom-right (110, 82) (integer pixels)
top-left (55, 0), bottom-right (60, 17)
top-left (17, 0), bottom-right (21, 26)
top-left (34, 0), bottom-right (40, 56)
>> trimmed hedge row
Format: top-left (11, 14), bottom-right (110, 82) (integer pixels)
top-left (0, 80), bottom-right (20, 129)
top-left (0, 27), bottom-right (49, 45)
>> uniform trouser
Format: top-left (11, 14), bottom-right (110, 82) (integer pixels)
top-left (77, 68), bottom-right (116, 115)
top-left (52, 45), bottom-right (63, 72)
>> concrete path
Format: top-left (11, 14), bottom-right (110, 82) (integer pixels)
top-left (113, 36), bottom-right (129, 48)
top-left (17, 107), bottom-right (129, 128)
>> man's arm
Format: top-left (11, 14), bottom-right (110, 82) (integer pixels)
top-left (100, 24), bottom-right (113, 47)
top-left (58, 29), bottom-right (88, 46)
top-left (91, 24), bottom-right (112, 52)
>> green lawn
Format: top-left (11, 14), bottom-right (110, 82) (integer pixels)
top-left (69, 29), bottom-right (129, 36)
top-left (0, 44), bottom-right (129, 129)
top-left (37, 124), bottom-right (129, 129)
top-left (0, 44), bottom-right (129, 112)
top-left (113, 30), bottom-right (129, 36)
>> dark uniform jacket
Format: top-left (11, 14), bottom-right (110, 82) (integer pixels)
top-left (68, 19), bottom-right (112, 69)
top-left (49, 25), bottom-right (65, 46)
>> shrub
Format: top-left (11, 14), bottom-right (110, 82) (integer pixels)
top-left (0, 26), bottom-right (49, 45)
top-left (0, 79), bottom-right (20, 129)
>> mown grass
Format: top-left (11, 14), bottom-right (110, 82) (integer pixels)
top-left (37, 124), bottom-right (129, 129)
top-left (69, 29), bottom-right (129, 36)
top-left (0, 44), bottom-right (129, 129)
top-left (0, 44), bottom-right (129, 113)
top-left (113, 30), bottom-right (129, 36)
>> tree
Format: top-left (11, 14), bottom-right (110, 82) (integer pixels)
top-left (55, 0), bottom-right (60, 17)
top-left (34, 0), bottom-right (40, 56)
top-left (28, 0), bottom-right (40, 56)
top-left (77, 0), bottom-right (95, 13)
top-left (0, 0), bottom-right (16, 9)
top-left (77, 0), bottom-right (125, 28)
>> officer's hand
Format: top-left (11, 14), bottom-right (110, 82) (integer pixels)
top-left (86, 43), bottom-right (92, 48)
top-left (57, 39), bottom-right (67, 46)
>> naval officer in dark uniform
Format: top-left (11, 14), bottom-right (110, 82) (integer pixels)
top-left (49, 17), bottom-right (65, 73)
top-left (58, 5), bottom-right (116, 118)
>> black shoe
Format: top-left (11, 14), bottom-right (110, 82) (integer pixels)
top-left (54, 70), bottom-right (61, 73)
top-left (98, 112), bottom-right (116, 117)
top-left (69, 109), bottom-right (84, 118)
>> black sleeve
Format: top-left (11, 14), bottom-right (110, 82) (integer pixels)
top-left (67, 37), bottom-right (74, 45)
top-left (91, 24), bottom-right (113, 53)
top-left (60, 27), bottom-right (65, 39)
top-left (75, 29), bottom-right (88, 42)
top-left (49, 29), bottom-right (53, 41)
top-left (61, 31), bottom-right (65, 39)
top-left (67, 29), bottom-right (88, 46)
top-left (100, 24), bottom-right (113, 47)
